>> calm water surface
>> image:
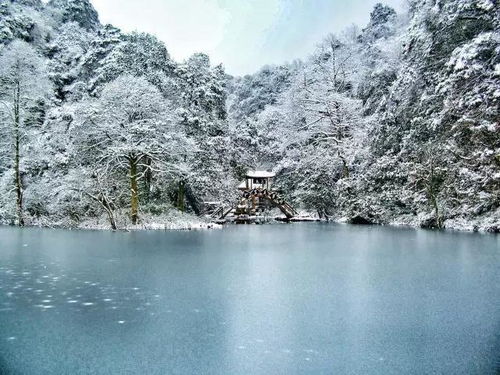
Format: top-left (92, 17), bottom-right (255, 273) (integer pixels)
top-left (0, 224), bottom-right (498, 374)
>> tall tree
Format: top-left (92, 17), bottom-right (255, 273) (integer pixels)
top-left (0, 40), bottom-right (51, 225)
top-left (174, 53), bottom-right (235, 209)
top-left (74, 74), bottom-right (187, 225)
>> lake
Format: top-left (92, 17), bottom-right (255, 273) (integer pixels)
top-left (0, 224), bottom-right (498, 374)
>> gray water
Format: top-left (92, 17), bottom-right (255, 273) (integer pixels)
top-left (0, 224), bottom-right (498, 374)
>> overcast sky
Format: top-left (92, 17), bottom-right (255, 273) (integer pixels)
top-left (90, 0), bottom-right (405, 76)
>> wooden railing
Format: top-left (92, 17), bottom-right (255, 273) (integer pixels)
top-left (223, 189), bottom-right (297, 219)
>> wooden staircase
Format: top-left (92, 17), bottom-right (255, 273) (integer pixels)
top-left (222, 189), bottom-right (297, 220)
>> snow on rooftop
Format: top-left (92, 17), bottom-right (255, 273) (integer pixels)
top-left (246, 170), bottom-right (275, 178)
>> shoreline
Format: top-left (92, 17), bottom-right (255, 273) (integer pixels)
top-left (1, 215), bottom-right (498, 234)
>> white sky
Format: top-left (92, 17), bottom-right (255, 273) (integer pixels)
top-left (90, 0), bottom-right (405, 76)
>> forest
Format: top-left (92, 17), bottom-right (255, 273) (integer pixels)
top-left (0, 0), bottom-right (498, 232)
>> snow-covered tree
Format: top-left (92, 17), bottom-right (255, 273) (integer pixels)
top-left (172, 53), bottom-right (235, 211)
top-left (73, 75), bottom-right (185, 225)
top-left (47, 0), bottom-right (100, 31)
top-left (88, 31), bottom-right (175, 94)
top-left (46, 21), bottom-right (92, 101)
top-left (0, 40), bottom-right (51, 225)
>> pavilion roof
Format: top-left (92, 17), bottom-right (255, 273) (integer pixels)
top-left (246, 170), bottom-right (275, 178)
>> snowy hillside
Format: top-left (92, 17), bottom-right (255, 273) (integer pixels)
top-left (0, 0), bottom-right (498, 231)
top-left (228, 1), bottom-right (500, 232)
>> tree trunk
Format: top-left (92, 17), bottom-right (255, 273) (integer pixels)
top-left (427, 157), bottom-right (443, 229)
top-left (144, 156), bottom-right (152, 202)
top-left (106, 206), bottom-right (117, 230)
top-left (14, 82), bottom-right (24, 226)
top-left (83, 191), bottom-right (117, 230)
top-left (428, 159), bottom-right (443, 229)
top-left (101, 196), bottom-right (117, 230)
top-left (431, 195), bottom-right (443, 229)
top-left (338, 152), bottom-right (349, 178)
top-left (177, 180), bottom-right (185, 212)
top-left (129, 156), bottom-right (139, 225)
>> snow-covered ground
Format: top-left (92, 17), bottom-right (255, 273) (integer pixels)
top-left (19, 210), bottom-right (221, 231)
top-left (2, 207), bottom-right (498, 233)
top-left (79, 211), bottom-right (222, 231)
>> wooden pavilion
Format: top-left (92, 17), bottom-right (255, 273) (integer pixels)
top-left (220, 170), bottom-right (297, 221)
